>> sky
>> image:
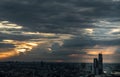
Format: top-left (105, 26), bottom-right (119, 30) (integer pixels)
top-left (0, 0), bottom-right (120, 63)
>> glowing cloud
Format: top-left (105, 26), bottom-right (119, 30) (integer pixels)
top-left (85, 46), bottom-right (118, 55)
top-left (109, 29), bottom-right (120, 34)
top-left (0, 39), bottom-right (41, 59)
top-left (84, 28), bottom-right (94, 35)
top-left (0, 21), bottom-right (23, 29)
top-left (0, 50), bottom-right (17, 59)
top-left (0, 20), bottom-right (74, 60)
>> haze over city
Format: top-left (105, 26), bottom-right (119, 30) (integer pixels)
top-left (0, 0), bottom-right (120, 63)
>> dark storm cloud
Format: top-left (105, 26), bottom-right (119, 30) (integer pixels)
top-left (63, 37), bottom-right (120, 48)
top-left (99, 39), bottom-right (120, 46)
top-left (0, 33), bottom-right (38, 41)
top-left (51, 47), bottom-right (86, 57)
top-left (0, 0), bottom-right (119, 33)
top-left (63, 37), bottom-right (95, 48)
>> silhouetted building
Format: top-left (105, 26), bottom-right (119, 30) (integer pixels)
top-left (98, 53), bottom-right (103, 74)
top-left (93, 58), bottom-right (99, 75)
top-left (93, 53), bottom-right (103, 75)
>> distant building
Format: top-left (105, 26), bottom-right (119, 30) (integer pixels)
top-left (93, 58), bottom-right (99, 75)
top-left (93, 53), bottom-right (103, 75)
top-left (98, 53), bottom-right (103, 74)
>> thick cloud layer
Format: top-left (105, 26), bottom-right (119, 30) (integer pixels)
top-left (0, 0), bottom-right (120, 63)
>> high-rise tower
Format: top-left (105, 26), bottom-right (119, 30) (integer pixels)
top-left (98, 53), bottom-right (103, 74)
top-left (93, 53), bottom-right (103, 75)
top-left (93, 58), bottom-right (99, 75)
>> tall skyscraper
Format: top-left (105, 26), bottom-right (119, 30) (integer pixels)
top-left (93, 58), bottom-right (99, 75)
top-left (93, 53), bottom-right (103, 75)
top-left (98, 53), bottom-right (103, 74)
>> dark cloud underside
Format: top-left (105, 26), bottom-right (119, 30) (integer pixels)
top-left (0, 0), bottom-right (120, 63)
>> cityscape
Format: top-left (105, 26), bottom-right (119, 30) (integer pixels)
top-left (0, 0), bottom-right (120, 77)
top-left (0, 53), bottom-right (119, 77)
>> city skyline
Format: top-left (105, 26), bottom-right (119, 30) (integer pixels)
top-left (0, 0), bottom-right (120, 63)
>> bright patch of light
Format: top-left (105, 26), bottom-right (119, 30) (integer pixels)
top-left (59, 34), bottom-right (74, 40)
top-left (0, 39), bottom-right (41, 59)
top-left (22, 32), bottom-right (41, 35)
top-left (48, 48), bottom-right (52, 51)
top-left (0, 50), bottom-right (17, 59)
top-left (26, 42), bottom-right (38, 46)
top-left (22, 32), bottom-right (56, 37)
top-left (0, 21), bottom-right (23, 29)
top-left (84, 28), bottom-right (94, 34)
top-left (17, 49), bottom-right (27, 53)
top-left (3, 40), bottom-right (14, 43)
top-left (109, 29), bottom-right (120, 34)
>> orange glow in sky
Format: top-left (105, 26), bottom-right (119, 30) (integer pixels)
top-left (0, 40), bottom-right (41, 59)
top-left (0, 50), bottom-right (18, 59)
top-left (86, 46), bottom-right (118, 55)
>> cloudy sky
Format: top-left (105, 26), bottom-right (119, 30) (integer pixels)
top-left (0, 0), bottom-right (120, 63)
